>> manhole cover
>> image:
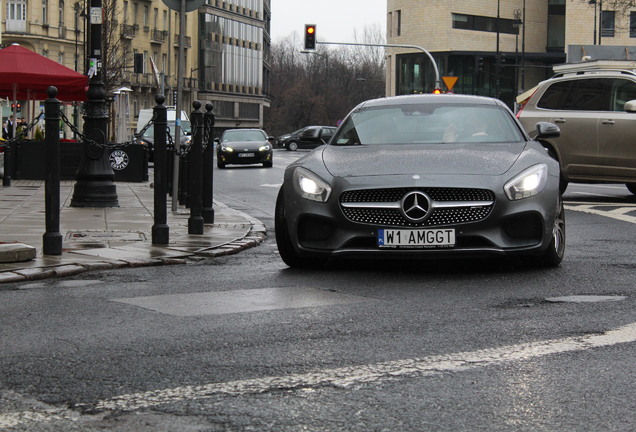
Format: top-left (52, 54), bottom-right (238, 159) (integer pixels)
top-left (65, 231), bottom-right (146, 242)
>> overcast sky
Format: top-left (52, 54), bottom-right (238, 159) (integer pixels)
top-left (269, 0), bottom-right (387, 43)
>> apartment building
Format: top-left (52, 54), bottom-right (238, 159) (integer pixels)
top-left (197, 0), bottom-right (271, 132)
top-left (386, 0), bottom-right (636, 108)
top-left (1, 0), bottom-right (270, 135)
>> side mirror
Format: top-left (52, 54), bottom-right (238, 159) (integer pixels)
top-left (624, 99), bottom-right (636, 112)
top-left (214, 137), bottom-right (220, 143)
top-left (535, 121), bottom-right (560, 139)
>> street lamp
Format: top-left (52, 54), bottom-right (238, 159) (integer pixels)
top-left (589, 0), bottom-right (597, 44)
top-left (495, 0), bottom-right (501, 98)
top-left (513, 9), bottom-right (522, 98)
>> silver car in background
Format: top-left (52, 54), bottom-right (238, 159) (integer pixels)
top-left (275, 94), bottom-right (565, 268)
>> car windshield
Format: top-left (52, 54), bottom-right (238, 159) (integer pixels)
top-left (222, 130), bottom-right (266, 142)
top-left (331, 103), bottom-right (525, 146)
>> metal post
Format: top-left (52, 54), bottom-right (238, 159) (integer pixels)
top-left (70, 0), bottom-right (119, 207)
top-left (521, 0), bottom-right (526, 92)
top-left (43, 86), bottom-right (63, 255)
top-left (495, 0), bottom-right (501, 99)
top-left (202, 103), bottom-right (215, 223)
top-left (152, 95), bottom-right (169, 244)
top-left (188, 101), bottom-right (203, 234)
top-left (171, 0), bottom-right (186, 211)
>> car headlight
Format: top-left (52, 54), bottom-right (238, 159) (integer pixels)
top-left (504, 164), bottom-right (548, 200)
top-left (293, 167), bottom-right (332, 202)
top-left (259, 144), bottom-right (271, 152)
top-left (221, 146), bottom-right (234, 152)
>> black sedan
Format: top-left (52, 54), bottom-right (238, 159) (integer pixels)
top-left (216, 129), bottom-right (273, 168)
top-left (275, 94), bottom-right (565, 267)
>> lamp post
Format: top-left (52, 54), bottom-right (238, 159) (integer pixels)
top-left (495, 0), bottom-right (501, 99)
top-left (70, 0), bottom-right (119, 208)
top-left (589, 0), bottom-right (597, 44)
top-left (521, 0), bottom-right (526, 92)
top-left (513, 9), bottom-right (522, 99)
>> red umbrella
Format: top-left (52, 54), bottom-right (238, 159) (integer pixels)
top-left (0, 44), bottom-right (88, 102)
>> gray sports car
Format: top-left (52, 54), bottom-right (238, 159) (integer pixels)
top-left (275, 94), bottom-right (565, 268)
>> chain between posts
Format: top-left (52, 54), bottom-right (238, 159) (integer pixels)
top-left (4, 107), bottom-right (213, 158)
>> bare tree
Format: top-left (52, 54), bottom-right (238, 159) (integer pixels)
top-left (101, 0), bottom-right (128, 97)
top-left (264, 29), bottom-right (386, 138)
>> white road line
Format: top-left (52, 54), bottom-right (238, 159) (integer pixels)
top-left (3, 322), bottom-right (636, 428)
top-left (566, 204), bottom-right (636, 224)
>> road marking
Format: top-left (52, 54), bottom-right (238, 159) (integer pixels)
top-left (565, 204), bottom-right (636, 224)
top-left (2, 322), bottom-right (635, 428)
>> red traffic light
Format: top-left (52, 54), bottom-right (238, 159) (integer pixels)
top-left (304, 24), bottom-right (317, 50)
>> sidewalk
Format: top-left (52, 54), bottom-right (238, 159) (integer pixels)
top-left (0, 179), bottom-right (266, 284)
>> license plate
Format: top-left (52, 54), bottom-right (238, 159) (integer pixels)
top-left (378, 228), bottom-right (455, 248)
top-left (238, 153), bottom-right (254, 158)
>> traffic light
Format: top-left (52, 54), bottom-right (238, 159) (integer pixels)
top-left (11, 103), bottom-right (21, 112)
top-left (477, 56), bottom-right (485, 72)
top-left (304, 24), bottom-right (316, 50)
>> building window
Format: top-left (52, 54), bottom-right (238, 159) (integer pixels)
top-left (6, 0), bottom-right (26, 21)
top-left (631, 11), bottom-right (636, 37)
top-left (396, 10), bottom-right (401, 36)
top-left (59, 0), bottom-right (64, 26)
top-left (42, 0), bottom-right (48, 25)
top-left (452, 13), bottom-right (519, 35)
top-left (143, 5), bottom-right (149, 28)
top-left (387, 12), bottom-right (392, 38)
top-left (601, 10), bottom-right (615, 37)
top-left (123, 1), bottom-right (128, 23)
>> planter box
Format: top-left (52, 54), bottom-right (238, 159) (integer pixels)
top-left (12, 140), bottom-right (148, 182)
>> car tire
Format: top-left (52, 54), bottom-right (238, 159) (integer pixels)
top-left (540, 199), bottom-right (566, 268)
top-left (217, 161), bottom-right (225, 169)
top-left (626, 183), bottom-right (636, 195)
top-left (287, 141), bottom-right (298, 151)
top-left (275, 188), bottom-right (323, 267)
top-left (263, 161), bottom-right (273, 168)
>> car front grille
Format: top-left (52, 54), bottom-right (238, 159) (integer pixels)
top-left (340, 187), bottom-right (495, 227)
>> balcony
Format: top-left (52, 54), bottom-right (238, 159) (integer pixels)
top-left (120, 23), bottom-right (136, 39)
top-left (174, 35), bottom-right (191, 48)
top-left (151, 29), bottom-right (166, 44)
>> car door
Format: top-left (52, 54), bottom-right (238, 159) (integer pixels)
top-left (299, 127), bottom-right (320, 148)
top-left (536, 78), bottom-right (609, 180)
top-left (596, 77), bottom-right (636, 181)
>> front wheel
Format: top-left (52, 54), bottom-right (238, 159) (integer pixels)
top-left (626, 183), bottom-right (636, 195)
top-left (540, 199), bottom-right (566, 267)
top-left (263, 161), bottom-right (273, 168)
top-left (287, 141), bottom-right (298, 151)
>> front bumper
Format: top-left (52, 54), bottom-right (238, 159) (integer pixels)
top-left (281, 173), bottom-right (560, 260)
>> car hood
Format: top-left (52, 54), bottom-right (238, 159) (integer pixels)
top-left (321, 143), bottom-right (526, 177)
top-left (222, 141), bottom-right (266, 150)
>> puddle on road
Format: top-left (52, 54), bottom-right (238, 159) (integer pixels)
top-left (111, 287), bottom-right (376, 317)
top-left (545, 295), bottom-right (627, 303)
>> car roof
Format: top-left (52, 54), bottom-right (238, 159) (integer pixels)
top-left (356, 94), bottom-right (504, 109)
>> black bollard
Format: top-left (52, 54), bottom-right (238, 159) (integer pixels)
top-left (152, 95), bottom-right (169, 245)
top-left (202, 103), bottom-right (215, 223)
top-left (188, 101), bottom-right (204, 234)
top-left (42, 86), bottom-right (63, 255)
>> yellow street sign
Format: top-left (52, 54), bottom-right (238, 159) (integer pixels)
top-left (442, 76), bottom-right (458, 92)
